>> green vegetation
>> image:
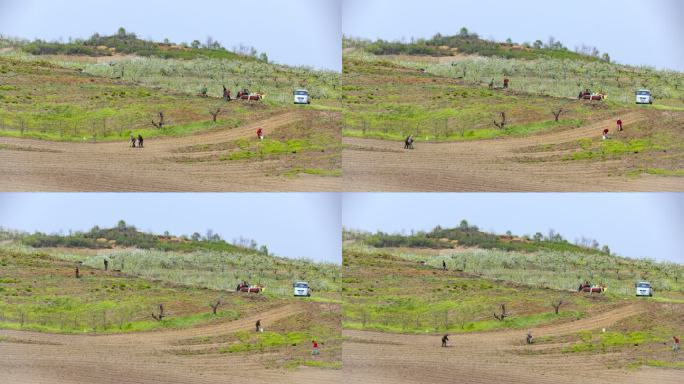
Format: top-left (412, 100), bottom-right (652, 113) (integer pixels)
top-left (345, 30), bottom-right (606, 61)
top-left (2, 223), bottom-right (340, 298)
top-left (342, 55), bottom-right (622, 142)
top-left (345, 223), bottom-right (684, 296)
top-left (0, 30), bottom-right (339, 142)
top-left (174, 305), bottom-right (342, 369)
top-left (0, 244), bottom-right (266, 333)
top-left (342, 247), bottom-right (604, 334)
top-left (173, 110), bottom-right (341, 176)
top-left (10, 28), bottom-right (257, 61)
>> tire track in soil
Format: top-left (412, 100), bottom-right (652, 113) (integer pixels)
top-left (341, 303), bottom-right (679, 384)
top-left (0, 111), bottom-right (341, 191)
top-left (0, 303), bottom-right (342, 384)
top-left (343, 112), bottom-right (684, 191)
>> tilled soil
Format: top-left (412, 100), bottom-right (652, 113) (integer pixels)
top-left (343, 112), bottom-right (683, 191)
top-left (0, 112), bottom-right (341, 191)
top-left (0, 303), bottom-right (342, 384)
top-left (342, 303), bottom-right (679, 383)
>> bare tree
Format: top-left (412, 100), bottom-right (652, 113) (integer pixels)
top-left (151, 112), bottom-right (164, 128)
top-left (551, 108), bottom-right (564, 122)
top-left (493, 112), bottom-right (507, 129)
top-left (210, 299), bottom-right (222, 315)
top-left (209, 108), bottom-right (221, 122)
top-left (151, 304), bottom-right (166, 321)
top-left (551, 298), bottom-right (564, 314)
top-left (493, 304), bottom-right (510, 321)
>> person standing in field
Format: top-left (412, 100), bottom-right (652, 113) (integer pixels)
top-left (441, 334), bottom-right (449, 347)
top-left (104, 259), bottom-right (108, 271)
top-left (442, 260), bottom-right (447, 271)
top-left (616, 119), bottom-right (623, 132)
top-left (674, 336), bottom-right (680, 352)
top-left (130, 134), bottom-right (136, 148)
top-left (257, 128), bottom-right (264, 140)
top-left (311, 340), bottom-right (319, 355)
top-left (138, 134), bottom-right (144, 148)
top-left (256, 319), bottom-right (261, 332)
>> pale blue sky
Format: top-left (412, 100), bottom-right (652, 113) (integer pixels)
top-left (343, 0), bottom-right (684, 71)
top-left (0, 193), bottom-right (342, 264)
top-left (343, 193), bottom-right (684, 263)
top-left (0, 0), bottom-right (341, 71)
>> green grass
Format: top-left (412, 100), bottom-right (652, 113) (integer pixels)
top-left (344, 311), bottom-right (582, 334)
top-left (220, 330), bottom-right (309, 353)
top-left (563, 331), bottom-right (666, 353)
top-left (642, 360), bottom-right (684, 369)
top-left (628, 168), bottom-right (684, 177)
top-left (565, 139), bottom-right (663, 161)
top-left (0, 244), bottom-right (264, 334)
top-left (220, 138), bottom-right (326, 161)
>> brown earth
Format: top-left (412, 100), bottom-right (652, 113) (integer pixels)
top-left (0, 303), bottom-right (342, 384)
top-left (0, 112), bottom-right (341, 191)
top-left (342, 303), bottom-right (680, 383)
top-left (343, 111), bottom-right (684, 191)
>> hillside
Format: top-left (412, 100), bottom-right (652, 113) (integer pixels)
top-left (0, 29), bottom-right (339, 140)
top-left (344, 30), bottom-right (607, 62)
top-left (344, 225), bottom-right (684, 295)
top-left (2, 223), bottom-right (340, 297)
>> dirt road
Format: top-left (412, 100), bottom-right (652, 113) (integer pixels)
top-left (343, 112), bottom-right (683, 191)
top-left (343, 304), bottom-right (679, 383)
top-left (0, 303), bottom-right (342, 384)
top-left (0, 112), bottom-right (341, 191)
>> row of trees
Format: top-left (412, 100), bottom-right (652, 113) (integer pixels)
top-left (14, 220), bottom-right (268, 255)
top-left (345, 219), bottom-right (611, 255)
top-left (11, 27), bottom-right (268, 62)
top-left (345, 27), bottom-right (610, 62)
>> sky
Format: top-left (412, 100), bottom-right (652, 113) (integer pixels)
top-left (343, 193), bottom-right (684, 263)
top-left (0, 193), bottom-right (342, 264)
top-left (343, 0), bottom-right (684, 71)
top-left (0, 0), bottom-right (342, 71)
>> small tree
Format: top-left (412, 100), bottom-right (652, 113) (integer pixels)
top-left (210, 299), bottom-right (221, 315)
top-left (493, 304), bottom-right (510, 321)
top-left (151, 304), bottom-right (166, 321)
top-left (551, 298), bottom-right (564, 314)
top-left (151, 112), bottom-right (164, 128)
top-left (551, 107), bottom-right (564, 122)
top-left (117, 27), bottom-right (126, 37)
top-left (493, 112), bottom-right (507, 129)
top-left (209, 108), bottom-right (221, 122)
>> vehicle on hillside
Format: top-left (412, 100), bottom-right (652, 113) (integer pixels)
top-left (635, 281), bottom-right (653, 297)
top-left (293, 281), bottom-right (310, 297)
top-left (294, 89), bottom-right (310, 104)
top-left (635, 89), bottom-right (653, 104)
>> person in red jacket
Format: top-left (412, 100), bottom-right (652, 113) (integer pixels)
top-left (674, 336), bottom-right (681, 352)
top-left (602, 128), bottom-right (610, 140)
top-left (256, 128), bottom-right (264, 140)
top-left (617, 119), bottom-right (623, 132)
top-left (311, 340), bottom-right (320, 355)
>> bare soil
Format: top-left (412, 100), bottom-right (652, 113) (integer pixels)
top-left (343, 111), bottom-right (684, 191)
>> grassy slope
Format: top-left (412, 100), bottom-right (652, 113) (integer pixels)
top-left (0, 244), bottom-right (274, 333)
top-left (0, 32), bottom-right (339, 141)
top-left (0, 55), bottom-right (264, 141)
top-left (342, 246), bottom-right (611, 334)
top-left (343, 55), bottom-right (619, 141)
top-left (0, 244), bottom-right (341, 369)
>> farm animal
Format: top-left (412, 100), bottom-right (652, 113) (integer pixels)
top-left (578, 282), bottom-right (606, 294)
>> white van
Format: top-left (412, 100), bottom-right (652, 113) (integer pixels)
top-left (635, 281), bottom-right (653, 297)
top-left (635, 89), bottom-right (652, 104)
top-left (294, 89), bottom-right (310, 104)
top-left (293, 281), bottom-right (310, 297)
